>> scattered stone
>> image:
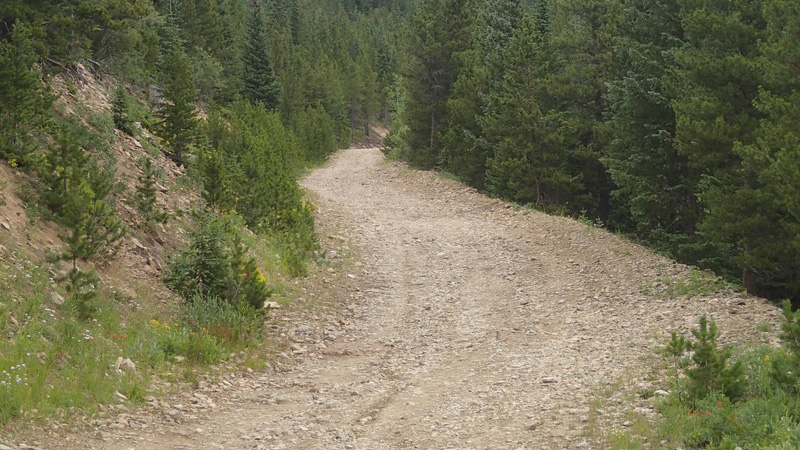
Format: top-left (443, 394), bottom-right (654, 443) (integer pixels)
top-left (115, 357), bottom-right (136, 373)
top-left (154, 233), bottom-right (166, 246)
top-left (130, 237), bottom-right (146, 251)
top-left (264, 301), bottom-right (282, 309)
top-left (50, 292), bottom-right (65, 306)
top-left (0, 221), bottom-right (10, 231)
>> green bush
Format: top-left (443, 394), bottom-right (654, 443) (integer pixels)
top-left (644, 310), bottom-right (800, 450)
top-left (164, 212), bottom-right (272, 309)
top-left (156, 325), bottom-right (226, 365)
top-left (196, 102), bottom-right (318, 274)
top-left (293, 106), bottom-right (338, 163)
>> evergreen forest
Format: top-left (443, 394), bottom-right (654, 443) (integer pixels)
top-left (388, 0), bottom-right (800, 306)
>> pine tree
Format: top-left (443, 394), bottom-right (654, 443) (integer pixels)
top-left (112, 86), bottom-right (135, 136)
top-left (45, 127), bottom-right (126, 264)
top-left (685, 316), bottom-right (745, 402)
top-left (603, 0), bottom-right (693, 246)
top-left (0, 20), bottom-right (53, 168)
top-left (242, 0), bottom-right (282, 110)
top-left (549, 0), bottom-right (623, 219)
top-left (135, 157), bottom-right (169, 225)
top-left (400, 0), bottom-right (474, 169)
top-left (671, 0), bottom-right (766, 282)
top-left (699, 0), bottom-right (800, 299)
top-left (345, 53), bottom-right (379, 137)
top-left (46, 128), bottom-right (126, 316)
top-left (441, 0), bottom-right (521, 189)
top-left (483, 13), bottom-right (579, 210)
top-left (157, 24), bottom-right (198, 165)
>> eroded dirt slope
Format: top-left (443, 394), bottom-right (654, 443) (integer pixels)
top-left (28, 148), bottom-right (779, 450)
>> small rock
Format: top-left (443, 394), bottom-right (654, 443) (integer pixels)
top-left (116, 357), bottom-right (136, 373)
top-left (541, 378), bottom-right (557, 384)
top-left (0, 444), bottom-right (13, 450)
top-left (654, 390), bottom-right (670, 397)
top-left (50, 292), bottom-right (65, 306)
top-left (0, 221), bottom-right (10, 231)
top-left (264, 301), bottom-right (282, 310)
top-left (175, 356), bottom-right (186, 363)
top-left (130, 237), bottom-right (146, 251)
top-left (95, 431), bottom-right (110, 441)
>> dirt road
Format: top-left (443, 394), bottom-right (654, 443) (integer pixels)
top-left (35, 148), bottom-right (778, 449)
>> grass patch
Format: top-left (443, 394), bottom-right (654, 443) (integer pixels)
top-left (0, 243), bottom-right (270, 428)
top-left (644, 268), bottom-right (739, 300)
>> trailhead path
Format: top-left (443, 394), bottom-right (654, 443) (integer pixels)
top-left (39, 147), bottom-right (778, 449)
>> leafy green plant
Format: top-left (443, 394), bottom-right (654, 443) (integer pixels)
top-left (181, 294), bottom-right (264, 348)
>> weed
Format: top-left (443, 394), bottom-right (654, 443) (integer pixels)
top-left (87, 110), bottom-right (117, 145)
top-left (438, 170), bottom-right (462, 183)
top-left (578, 209), bottom-right (605, 228)
top-left (648, 269), bottom-right (737, 300)
top-left (16, 182), bottom-right (45, 225)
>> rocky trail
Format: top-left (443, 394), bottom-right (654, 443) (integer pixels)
top-left (21, 148), bottom-right (779, 449)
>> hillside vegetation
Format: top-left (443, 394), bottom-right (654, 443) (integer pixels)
top-left (0, 0), bottom-right (405, 430)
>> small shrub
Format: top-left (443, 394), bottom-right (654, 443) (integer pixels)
top-left (293, 106), bottom-right (337, 163)
top-left (134, 157), bottom-right (169, 226)
top-left (87, 110), bottom-right (116, 145)
top-left (685, 316), bottom-right (745, 402)
top-left (112, 86), bottom-right (136, 136)
top-left (164, 213), bottom-right (232, 301)
top-left (164, 213), bottom-right (272, 308)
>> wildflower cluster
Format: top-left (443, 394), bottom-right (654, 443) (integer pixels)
top-left (0, 364), bottom-right (28, 391)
